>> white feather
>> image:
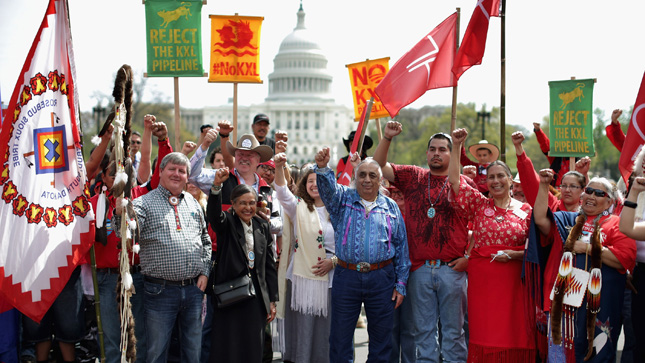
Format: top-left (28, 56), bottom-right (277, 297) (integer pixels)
top-left (133, 244), bottom-right (140, 254)
top-left (91, 135), bottom-right (101, 146)
top-left (128, 219), bottom-right (137, 230)
top-left (120, 198), bottom-right (129, 208)
top-left (96, 192), bottom-right (106, 228)
top-left (114, 171), bottom-right (128, 186)
top-left (123, 272), bottom-right (133, 290)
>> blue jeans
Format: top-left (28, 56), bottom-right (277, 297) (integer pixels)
top-left (96, 269), bottom-right (146, 363)
top-left (389, 292), bottom-right (414, 363)
top-left (22, 266), bottom-right (84, 343)
top-left (143, 280), bottom-right (204, 363)
top-left (0, 308), bottom-right (19, 363)
top-left (200, 293), bottom-right (214, 363)
top-left (330, 263), bottom-right (396, 363)
top-left (404, 263), bottom-right (467, 363)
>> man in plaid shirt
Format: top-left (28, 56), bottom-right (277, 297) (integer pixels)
top-left (115, 152), bottom-right (211, 363)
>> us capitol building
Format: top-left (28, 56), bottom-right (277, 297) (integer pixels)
top-left (183, 4), bottom-right (354, 168)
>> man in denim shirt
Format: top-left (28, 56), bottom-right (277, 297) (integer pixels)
top-left (314, 147), bottom-right (410, 363)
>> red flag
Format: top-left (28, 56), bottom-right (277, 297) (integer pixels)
top-left (338, 100), bottom-right (373, 186)
top-left (452, 0), bottom-right (501, 80)
top-left (619, 72), bottom-right (645, 185)
top-left (375, 12), bottom-right (458, 118)
top-left (0, 0), bottom-right (95, 323)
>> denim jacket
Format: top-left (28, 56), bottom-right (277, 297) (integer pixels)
top-left (315, 166), bottom-right (410, 295)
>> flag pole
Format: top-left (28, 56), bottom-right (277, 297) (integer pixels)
top-left (64, 0), bottom-right (106, 360)
top-left (233, 82), bottom-right (238, 145)
top-left (90, 247), bottom-right (106, 363)
top-left (450, 8), bottom-right (461, 132)
top-left (173, 77), bottom-right (181, 151)
top-left (375, 119), bottom-right (382, 141)
top-left (499, 0), bottom-right (507, 162)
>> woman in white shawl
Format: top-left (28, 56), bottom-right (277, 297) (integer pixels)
top-left (274, 147), bottom-right (335, 363)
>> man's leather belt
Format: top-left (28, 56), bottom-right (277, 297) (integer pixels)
top-left (424, 259), bottom-right (448, 267)
top-left (97, 265), bottom-right (141, 274)
top-left (144, 275), bottom-right (197, 286)
top-left (337, 258), bottom-right (393, 273)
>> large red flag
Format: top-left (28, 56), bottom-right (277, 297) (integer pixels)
top-left (375, 12), bottom-right (458, 118)
top-left (619, 72), bottom-right (645, 185)
top-left (452, 0), bottom-right (501, 80)
top-left (0, 0), bottom-right (94, 323)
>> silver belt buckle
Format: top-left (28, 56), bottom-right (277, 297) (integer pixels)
top-left (357, 262), bottom-right (371, 273)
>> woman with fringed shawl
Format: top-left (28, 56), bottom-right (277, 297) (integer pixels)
top-left (273, 149), bottom-right (334, 363)
top-left (531, 169), bottom-right (635, 362)
top-left (449, 129), bottom-right (536, 362)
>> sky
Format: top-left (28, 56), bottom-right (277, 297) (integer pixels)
top-left (1, 0), bottom-right (644, 134)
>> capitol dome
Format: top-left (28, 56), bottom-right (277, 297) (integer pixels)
top-left (266, 3), bottom-right (333, 102)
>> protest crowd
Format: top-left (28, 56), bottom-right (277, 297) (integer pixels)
top-left (1, 104), bottom-right (643, 363)
top-left (1, 1), bottom-right (643, 363)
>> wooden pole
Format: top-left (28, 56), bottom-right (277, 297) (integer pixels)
top-left (500, 0), bottom-right (506, 162)
top-left (173, 77), bottom-right (181, 151)
top-left (450, 8), bottom-right (461, 132)
top-left (375, 118), bottom-right (382, 141)
top-left (569, 76), bottom-right (576, 169)
top-left (233, 82), bottom-right (238, 145)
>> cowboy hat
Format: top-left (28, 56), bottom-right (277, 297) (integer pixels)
top-left (226, 134), bottom-right (273, 163)
top-left (343, 130), bottom-right (373, 152)
top-left (468, 140), bottom-right (499, 161)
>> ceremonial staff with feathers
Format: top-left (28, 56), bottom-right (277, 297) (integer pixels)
top-left (93, 64), bottom-right (140, 363)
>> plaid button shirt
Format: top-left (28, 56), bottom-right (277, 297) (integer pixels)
top-left (114, 186), bottom-right (212, 281)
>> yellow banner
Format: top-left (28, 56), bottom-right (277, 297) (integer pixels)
top-left (346, 58), bottom-right (390, 121)
top-left (209, 15), bottom-right (263, 83)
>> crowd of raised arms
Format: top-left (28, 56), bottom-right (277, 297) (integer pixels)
top-left (12, 108), bottom-right (645, 363)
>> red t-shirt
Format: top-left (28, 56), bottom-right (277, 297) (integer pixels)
top-left (391, 164), bottom-right (474, 270)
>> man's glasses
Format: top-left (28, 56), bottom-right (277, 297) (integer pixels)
top-left (131, 140), bottom-right (142, 145)
top-left (584, 187), bottom-right (607, 198)
top-left (559, 184), bottom-right (581, 190)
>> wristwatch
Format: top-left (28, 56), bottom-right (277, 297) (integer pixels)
top-left (210, 184), bottom-right (222, 195)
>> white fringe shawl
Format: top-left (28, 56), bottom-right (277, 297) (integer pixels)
top-left (290, 201), bottom-right (329, 317)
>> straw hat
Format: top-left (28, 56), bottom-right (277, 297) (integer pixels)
top-left (468, 140), bottom-right (500, 161)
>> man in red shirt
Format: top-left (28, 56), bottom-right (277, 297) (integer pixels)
top-left (374, 121), bottom-right (472, 363)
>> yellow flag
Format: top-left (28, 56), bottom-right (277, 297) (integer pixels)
top-left (346, 58), bottom-right (390, 121)
top-left (209, 15), bottom-right (263, 83)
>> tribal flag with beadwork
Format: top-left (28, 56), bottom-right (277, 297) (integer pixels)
top-left (0, 0), bottom-right (95, 323)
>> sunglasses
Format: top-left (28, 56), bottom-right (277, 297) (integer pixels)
top-left (131, 140), bottom-right (142, 145)
top-left (584, 187), bottom-right (607, 198)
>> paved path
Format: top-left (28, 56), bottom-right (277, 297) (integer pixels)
top-left (273, 316), bottom-right (627, 362)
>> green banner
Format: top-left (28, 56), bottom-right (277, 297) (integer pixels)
top-left (145, 0), bottom-right (203, 77)
top-left (548, 79), bottom-right (595, 157)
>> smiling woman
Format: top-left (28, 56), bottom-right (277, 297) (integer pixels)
top-left (448, 128), bottom-right (535, 362)
top-left (531, 170), bottom-right (636, 361)
top-left (207, 170), bottom-right (278, 363)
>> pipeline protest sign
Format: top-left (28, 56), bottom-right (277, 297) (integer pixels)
top-left (209, 14), bottom-right (263, 83)
top-left (548, 79), bottom-right (595, 157)
top-left (145, 0), bottom-right (204, 77)
top-left (346, 58), bottom-right (390, 121)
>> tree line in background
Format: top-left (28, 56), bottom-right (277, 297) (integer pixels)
top-left (366, 103), bottom-right (630, 183)
top-left (77, 95), bottom-right (629, 184)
